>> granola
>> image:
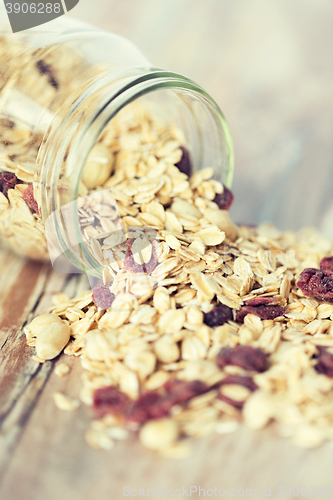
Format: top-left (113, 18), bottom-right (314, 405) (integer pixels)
top-left (22, 89), bottom-right (333, 456)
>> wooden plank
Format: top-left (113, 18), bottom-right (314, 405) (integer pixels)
top-left (0, 251), bottom-right (88, 481)
top-left (1, 395), bottom-right (333, 500)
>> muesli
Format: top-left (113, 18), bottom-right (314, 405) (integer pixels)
top-left (24, 101), bottom-right (333, 457)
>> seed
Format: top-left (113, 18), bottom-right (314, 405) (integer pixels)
top-left (139, 418), bottom-right (179, 450)
top-left (82, 144), bottom-right (114, 189)
top-left (28, 313), bottom-right (63, 337)
top-left (35, 321), bottom-right (71, 360)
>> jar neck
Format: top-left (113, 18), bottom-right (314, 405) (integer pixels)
top-left (39, 69), bottom-right (234, 275)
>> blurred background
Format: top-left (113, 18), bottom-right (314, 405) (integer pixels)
top-left (71, 0), bottom-right (333, 233)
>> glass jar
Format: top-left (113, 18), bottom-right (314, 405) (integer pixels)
top-left (0, 16), bottom-right (233, 277)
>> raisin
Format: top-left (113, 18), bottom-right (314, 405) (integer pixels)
top-left (216, 345), bottom-right (268, 372)
top-left (123, 238), bottom-right (157, 274)
top-left (125, 380), bottom-right (208, 425)
top-left (203, 304), bottom-right (233, 327)
top-left (164, 379), bottom-right (208, 403)
top-left (320, 257), bottom-right (333, 273)
top-left (219, 374), bottom-right (258, 392)
top-left (244, 296), bottom-right (280, 307)
top-left (213, 185), bottom-right (234, 210)
top-left (92, 283), bottom-right (115, 309)
top-left (175, 146), bottom-right (192, 177)
top-left (0, 172), bottom-right (19, 198)
top-left (125, 391), bottom-right (173, 425)
top-left (36, 60), bottom-right (59, 89)
top-left (218, 374), bottom-right (257, 408)
top-left (22, 185), bottom-right (39, 214)
top-left (93, 386), bottom-right (131, 418)
top-left (314, 346), bottom-right (333, 378)
top-left (236, 304), bottom-right (286, 323)
top-left (297, 268), bottom-right (333, 303)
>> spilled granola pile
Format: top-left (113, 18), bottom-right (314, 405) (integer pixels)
top-left (24, 104), bottom-right (333, 457)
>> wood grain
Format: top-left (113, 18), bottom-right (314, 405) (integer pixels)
top-left (0, 2), bottom-right (333, 499)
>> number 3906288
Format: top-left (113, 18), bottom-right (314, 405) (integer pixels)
top-left (5, 3), bottom-right (62, 14)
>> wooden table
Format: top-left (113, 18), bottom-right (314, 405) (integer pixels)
top-left (1, 1), bottom-right (333, 498)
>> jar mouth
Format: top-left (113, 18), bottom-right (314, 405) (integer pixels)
top-left (40, 70), bottom-right (234, 276)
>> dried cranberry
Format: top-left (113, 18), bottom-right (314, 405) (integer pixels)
top-left (236, 304), bottom-right (286, 323)
top-left (218, 374), bottom-right (257, 408)
top-left (314, 346), bottom-right (333, 378)
top-left (93, 386), bottom-right (131, 418)
top-left (36, 60), bottom-right (59, 89)
top-left (92, 283), bottom-right (115, 309)
top-left (203, 304), bottom-right (233, 327)
top-left (213, 185), bottom-right (234, 210)
top-left (0, 172), bottom-right (19, 198)
top-left (297, 268), bottom-right (333, 303)
top-left (123, 238), bottom-right (157, 274)
top-left (320, 257), bottom-right (333, 273)
top-left (175, 146), bottom-right (192, 177)
top-left (216, 345), bottom-right (268, 372)
top-left (22, 185), bottom-right (39, 214)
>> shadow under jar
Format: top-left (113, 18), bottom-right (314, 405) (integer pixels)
top-left (0, 17), bottom-right (233, 277)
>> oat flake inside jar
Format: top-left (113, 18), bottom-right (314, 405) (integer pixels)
top-left (0, 17), bottom-right (233, 277)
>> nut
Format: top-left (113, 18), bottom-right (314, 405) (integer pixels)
top-left (82, 144), bottom-right (114, 189)
top-left (28, 313), bottom-right (62, 337)
top-left (35, 321), bottom-right (71, 360)
top-left (139, 418), bottom-right (179, 450)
